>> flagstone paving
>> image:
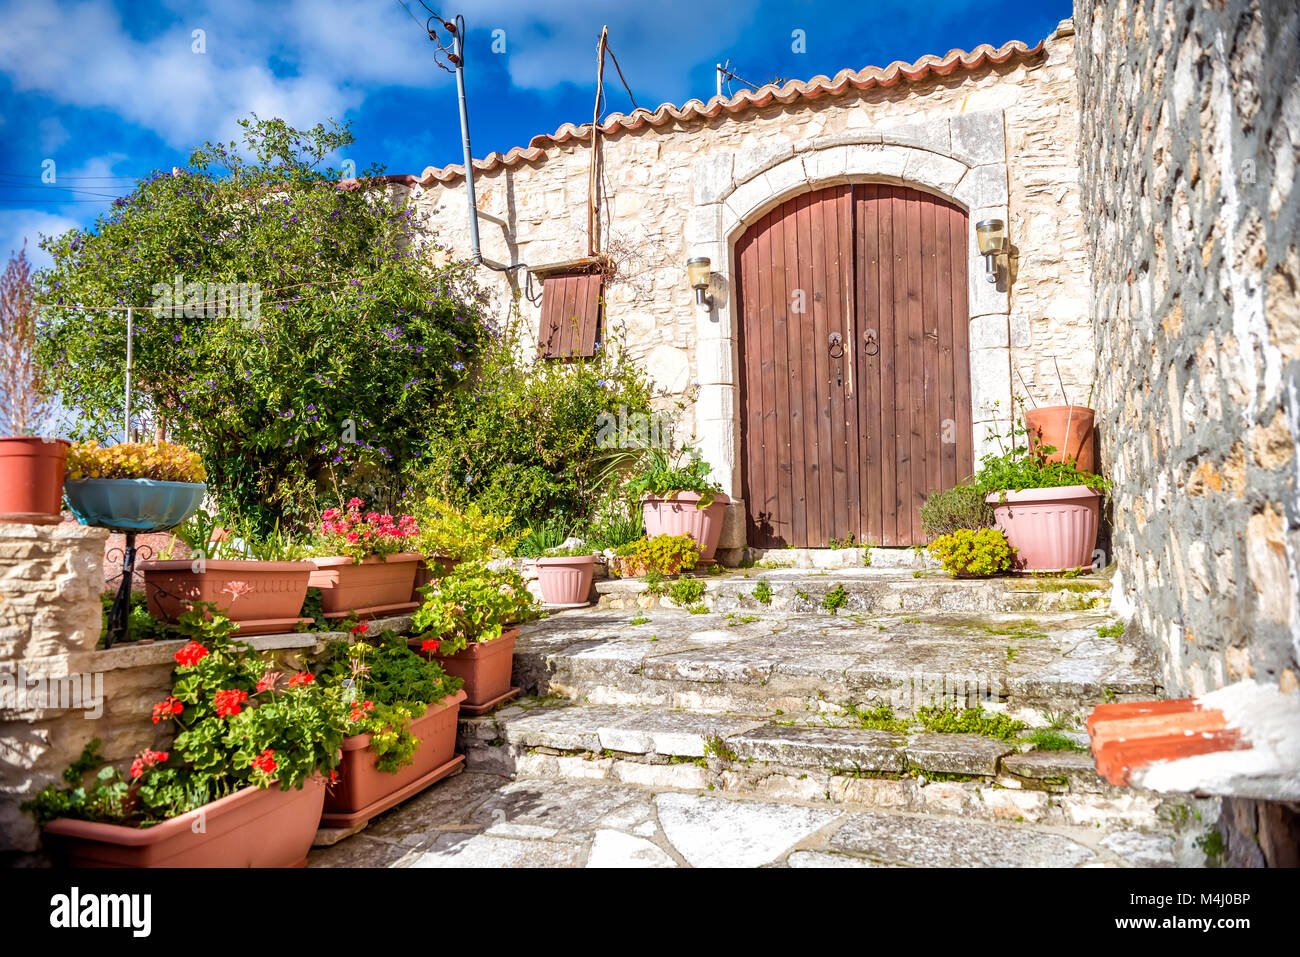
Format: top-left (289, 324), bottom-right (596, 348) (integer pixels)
top-left (307, 772), bottom-right (1192, 868)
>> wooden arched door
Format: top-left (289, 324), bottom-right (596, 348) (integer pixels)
top-left (735, 183), bottom-right (973, 547)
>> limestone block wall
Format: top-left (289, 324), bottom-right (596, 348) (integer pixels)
top-left (1076, 0), bottom-right (1300, 697)
top-left (409, 19), bottom-right (1091, 529)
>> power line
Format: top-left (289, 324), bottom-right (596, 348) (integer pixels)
top-left (0, 171), bottom-right (142, 182)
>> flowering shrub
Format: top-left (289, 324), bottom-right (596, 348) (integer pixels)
top-left (411, 562), bottom-right (539, 656)
top-left (317, 630), bottom-right (462, 773)
top-left (37, 116), bottom-right (485, 531)
top-left (316, 498), bottom-right (419, 562)
top-left (22, 606), bottom-right (346, 828)
top-left (65, 440), bottom-right (206, 483)
top-left (927, 528), bottom-right (1017, 577)
top-left (610, 533), bottom-right (701, 578)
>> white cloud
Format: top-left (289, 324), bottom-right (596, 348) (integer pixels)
top-left (0, 209), bottom-right (82, 270)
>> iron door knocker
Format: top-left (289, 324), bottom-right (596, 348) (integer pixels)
top-left (863, 329), bottom-right (880, 356)
top-left (828, 332), bottom-right (844, 358)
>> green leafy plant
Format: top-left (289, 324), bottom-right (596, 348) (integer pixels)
top-left (1021, 729), bottom-right (1088, 753)
top-left (820, 583), bottom-right (848, 614)
top-left (583, 507), bottom-right (644, 551)
top-left (1097, 621), bottom-right (1125, 638)
top-left (623, 446), bottom-right (722, 506)
top-left (317, 627), bottom-right (462, 773)
top-left (408, 497), bottom-right (521, 563)
top-left (920, 484), bottom-right (996, 538)
top-left (24, 606), bottom-right (346, 828)
top-left (667, 578), bottom-right (706, 606)
top-left (927, 528), bottom-right (1017, 577)
top-left (541, 545), bottom-right (597, 558)
top-left (916, 705), bottom-right (1025, 740)
top-left (611, 533), bottom-right (701, 578)
top-left (514, 519), bottom-right (573, 558)
top-left (410, 561), bottom-right (539, 656)
top-left (752, 579), bottom-right (772, 604)
top-left (971, 416), bottom-right (1109, 500)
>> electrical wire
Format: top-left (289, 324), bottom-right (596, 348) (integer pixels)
top-left (605, 43), bottom-right (639, 112)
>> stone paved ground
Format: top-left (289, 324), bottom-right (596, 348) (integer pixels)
top-left (307, 770), bottom-right (1192, 868)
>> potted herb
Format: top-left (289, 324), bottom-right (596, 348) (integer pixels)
top-left (0, 246), bottom-right (69, 524)
top-left (63, 440), bottom-right (207, 532)
top-left (315, 626), bottom-right (466, 828)
top-left (626, 447), bottom-right (728, 562)
top-left (139, 510), bottom-right (317, 636)
top-left (23, 608), bottom-right (346, 867)
top-left (534, 545), bottom-right (599, 607)
top-left (971, 419), bottom-right (1110, 573)
top-left (410, 562), bottom-right (540, 713)
top-left (308, 498), bottom-right (422, 620)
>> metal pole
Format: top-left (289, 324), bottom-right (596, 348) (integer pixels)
top-left (452, 17), bottom-right (482, 265)
top-left (124, 306), bottom-right (133, 441)
top-left (716, 63), bottom-right (723, 99)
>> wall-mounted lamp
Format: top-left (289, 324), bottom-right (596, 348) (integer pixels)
top-left (687, 256), bottom-right (714, 307)
top-left (975, 219), bottom-right (1006, 284)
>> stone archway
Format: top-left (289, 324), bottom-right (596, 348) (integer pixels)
top-left (686, 112), bottom-right (1014, 550)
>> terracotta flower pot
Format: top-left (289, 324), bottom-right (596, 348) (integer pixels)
top-left (308, 553), bottom-right (421, 620)
top-left (1025, 405), bottom-right (1096, 473)
top-left (139, 559), bottom-right (314, 636)
top-left (422, 628), bottom-right (520, 714)
top-left (0, 437), bottom-right (69, 524)
top-left (986, 486), bottom-right (1101, 573)
top-left (536, 555), bottom-right (596, 606)
top-left (321, 689), bottom-right (467, 829)
top-left (40, 777), bottom-right (326, 868)
top-left (642, 491), bottom-right (730, 562)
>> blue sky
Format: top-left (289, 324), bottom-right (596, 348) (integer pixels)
top-left (0, 0), bottom-right (1070, 269)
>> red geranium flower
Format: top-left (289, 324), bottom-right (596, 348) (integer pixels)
top-left (151, 695), bottom-right (183, 723)
top-left (213, 688), bottom-right (248, 718)
top-left (250, 749), bottom-right (277, 775)
top-left (174, 641), bottom-right (209, 667)
top-left (130, 749), bottom-right (168, 778)
top-left (286, 671), bottom-right (314, 688)
top-left (420, 638), bottom-right (440, 653)
top-left (256, 671), bottom-right (281, 693)
top-left (350, 621), bottom-right (369, 635)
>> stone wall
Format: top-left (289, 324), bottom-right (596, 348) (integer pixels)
top-left (1076, 0), bottom-right (1300, 697)
top-left (408, 20), bottom-right (1090, 540)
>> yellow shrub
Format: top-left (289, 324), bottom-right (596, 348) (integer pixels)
top-left (65, 441), bottom-right (206, 483)
top-left (927, 528), bottom-right (1015, 577)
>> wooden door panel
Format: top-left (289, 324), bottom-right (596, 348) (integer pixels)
top-left (737, 183), bottom-right (971, 547)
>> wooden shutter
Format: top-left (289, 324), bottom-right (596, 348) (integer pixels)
top-left (539, 272), bottom-right (603, 358)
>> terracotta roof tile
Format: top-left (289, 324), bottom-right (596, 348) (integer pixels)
top-left (416, 37), bottom-right (1046, 186)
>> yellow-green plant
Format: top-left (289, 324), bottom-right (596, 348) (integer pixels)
top-left (612, 533), bottom-right (701, 578)
top-left (409, 497), bottom-right (520, 561)
top-left (927, 528), bottom-right (1016, 577)
top-left (65, 440), bottom-right (207, 483)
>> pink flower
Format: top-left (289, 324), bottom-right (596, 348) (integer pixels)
top-left (256, 671), bottom-right (280, 693)
top-left (347, 497), bottom-right (364, 508)
top-left (346, 530), bottom-right (360, 543)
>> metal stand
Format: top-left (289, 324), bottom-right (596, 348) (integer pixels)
top-left (104, 531), bottom-right (138, 648)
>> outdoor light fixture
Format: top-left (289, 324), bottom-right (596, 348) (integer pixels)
top-left (976, 219), bottom-right (1007, 283)
top-left (687, 256), bottom-right (714, 307)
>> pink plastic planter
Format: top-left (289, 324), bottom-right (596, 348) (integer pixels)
top-left (642, 491), bottom-right (730, 562)
top-left (536, 555), bottom-right (596, 606)
top-left (986, 486), bottom-right (1101, 573)
top-left (308, 553), bottom-right (421, 619)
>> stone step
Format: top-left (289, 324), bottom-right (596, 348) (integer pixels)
top-left (513, 605), bottom-right (1154, 720)
top-left (742, 546), bottom-right (937, 570)
top-left (308, 771), bottom-right (1215, 868)
top-left (596, 568), bottom-right (1111, 616)
top-left (457, 700), bottom-right (1217, 838)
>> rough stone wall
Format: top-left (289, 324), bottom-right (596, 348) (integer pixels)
top-left (412, 21), bottom-right (1090, 453)
top-left (1076, 0), bottom-right (1300, 697)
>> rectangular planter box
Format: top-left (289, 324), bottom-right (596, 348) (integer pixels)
top-left (321, 689), bottom-right (467, 829)
top-left (140, 559), bottom-right (313, 636)
top-left (41, 777), bottom-right (326, 868)
top-left (423, 629), bottom-right (520, 714)
top-left (308, 553), bottom-right (422, 619)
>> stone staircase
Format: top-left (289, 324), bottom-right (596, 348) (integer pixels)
top-left (447, 568), bottom-right (1221, 867)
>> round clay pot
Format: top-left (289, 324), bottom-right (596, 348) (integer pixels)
top-left (535, 555), bottom-right (596, 605)
top-left (986, 486), bottom-right (1101, 573)
top-left (641, 491), bottom-right (730, 562)
top-left (139, 559), bottom-right (314, 636)
top-left (1025, 405), bottom-right (1096, 473)
top-left (0, 437), bottom-right (69, 524)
